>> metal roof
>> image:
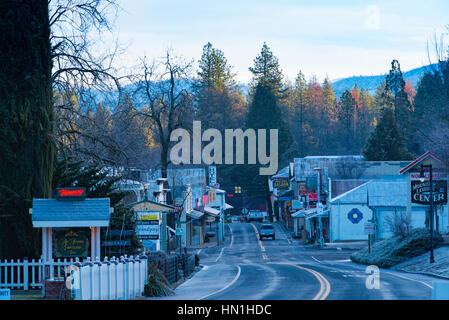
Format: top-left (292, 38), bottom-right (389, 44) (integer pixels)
top-left (32, 198), bottom-right (110, 227)
top-left (330, 176), bottom-right (418, 207)
top-left (187, 210), bottom-right (204, 219)
top-left (204, 206), bottom-right (220, 215)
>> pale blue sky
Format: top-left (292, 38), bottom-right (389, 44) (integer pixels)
top-left (113, 0), bottom-right (449, 83)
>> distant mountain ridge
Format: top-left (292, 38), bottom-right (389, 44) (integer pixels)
top-left (331, 63), bottom-right (438, 97)
top-left (76, 63), bottom-right (439, 110)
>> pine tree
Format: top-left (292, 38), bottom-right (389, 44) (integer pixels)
top-left (384, 60), bottom-right (415, 153)
top-left (249, 43), bottom-right (285, 96)
top-left (338, 90), bottom-right (357, 153)
top-left (0, 0), bottom-right (55, 257)
top-left (363, 107), bottom-right (413, 161)
top-left (195, 42), bottom-right (245, 130)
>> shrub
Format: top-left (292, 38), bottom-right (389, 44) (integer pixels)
top-left (144, 265), bottom-right (174, 297)
top-left (350, 228), bottom-right (443, 268)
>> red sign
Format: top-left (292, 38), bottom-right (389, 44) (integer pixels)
top-left (55, 188), bottom-right (86, 200)
top-left (308, 193), bottom-right (318, 201)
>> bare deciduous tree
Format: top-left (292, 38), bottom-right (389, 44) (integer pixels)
top-left (137, 50), bottom-right (195, 178)
top-left (384, 209), bottom-right (412, 238)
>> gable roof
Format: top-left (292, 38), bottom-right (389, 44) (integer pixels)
top-left (399, 151), bottom-right (445, 174)
top-left (129, 199), bottom-right (177, 212)
top-left (32, 198), bottom-right (110, 227)
top-left (330, 176), bottom-right (416, 207)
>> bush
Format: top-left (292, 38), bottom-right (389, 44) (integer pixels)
top-left (350, 228), bottom-right (443, 268)
top-left (144, 265), bottom-right (174, 297)
top-left (194, 254), bottom-right (200, 266)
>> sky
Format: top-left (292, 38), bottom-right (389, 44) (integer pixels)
top-left (112, 0), bottom-right (449, 83)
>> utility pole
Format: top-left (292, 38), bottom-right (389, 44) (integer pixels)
top-left (313, 167), bottom-right (324, 247)
top-left (420, 164), bottom-right (435, 263)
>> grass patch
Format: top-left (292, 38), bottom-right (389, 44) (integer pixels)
top-left (350, 228), bottom-right (443, 268)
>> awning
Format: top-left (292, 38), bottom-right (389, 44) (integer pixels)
top-left (305, 207), bottom-right (329, 220)
top-left (204, 206), bottom-right (220, 216)
top-left (187, 210), bottom-right (204, 219)
top-left (291, 211), bottom-right (305, 218)
top-left (225, 203), bottom-right (234, 210)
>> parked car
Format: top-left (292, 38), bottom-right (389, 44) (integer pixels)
top-left (259, 223), bottom-right (275, 240)
top-left (247, 210), bottom-right (264, 222)
top-left (232, 216), bottom-right (241, 222)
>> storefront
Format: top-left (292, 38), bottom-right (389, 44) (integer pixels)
top-left (129, 198), bottom-right (178, 253)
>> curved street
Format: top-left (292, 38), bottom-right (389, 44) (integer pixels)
top-left (151, 222), bottom-right (441, 300)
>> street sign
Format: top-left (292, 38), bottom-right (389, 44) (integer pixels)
top-left (108, 230), bottom-right (133, 237)
top-left (364, 222), bottom-right (375, 235)
top-left (102, 240), bottom-right (131, 246)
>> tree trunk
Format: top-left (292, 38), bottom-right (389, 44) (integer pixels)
top-left (0, 0), bottom-right (55, 258)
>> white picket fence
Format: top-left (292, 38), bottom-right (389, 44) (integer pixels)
top-left (0, 257), bottom-right (76, 290)
top-left (0, 255), bottom-right (148, 300)
top-left (71, 255), bottom-right (148, 300)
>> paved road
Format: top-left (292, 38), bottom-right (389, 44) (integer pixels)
top-left (154, 221), bottom-right (446, 300)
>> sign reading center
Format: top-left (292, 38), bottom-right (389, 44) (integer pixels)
top-left (411, 180), bottom-right (447, 205)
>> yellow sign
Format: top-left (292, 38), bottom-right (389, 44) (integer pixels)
top-left (139, 214), bottom-right (159, 221)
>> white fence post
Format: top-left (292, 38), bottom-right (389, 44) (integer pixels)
top-left (23, 259), bottom-right (29, 290)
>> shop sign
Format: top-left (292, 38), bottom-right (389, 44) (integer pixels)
top-left (54, 228), bottom-right (89, 257)
top-left (411, 180), bottom-right (447, 205)
top-left (273, 178), bottom-right (289, 189)
top-left (55, 187), bottom-right (86, 201)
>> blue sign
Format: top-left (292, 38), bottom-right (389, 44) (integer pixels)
top-left (348, 208), bottom-right (363, 224)
top-left (0, 288), bottom-right (10, 300)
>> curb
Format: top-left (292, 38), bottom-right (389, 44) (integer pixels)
top-left (391, 268), bottom-right (449, 281)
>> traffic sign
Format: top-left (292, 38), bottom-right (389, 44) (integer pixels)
top-left (364, 222), bottom-right (375, 235)
top-left (241, 208), bottom-right (248, 214)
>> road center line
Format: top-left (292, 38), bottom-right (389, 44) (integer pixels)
top-left (269, 262), bottom-right (331, 300)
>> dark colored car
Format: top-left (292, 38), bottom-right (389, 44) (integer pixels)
top-left (259, 223), bottom-right (275, 240)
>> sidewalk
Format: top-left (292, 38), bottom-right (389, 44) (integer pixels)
top-left (147, 264), bottom-right (239, 300)
top-left (275, 221), bottom-right (367, 250)
top-left (392, 246), bottom-right (449, 279)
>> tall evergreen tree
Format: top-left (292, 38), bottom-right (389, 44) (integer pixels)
top-left (195, 42), bottom-right (245, 130)
top-left (249, 43), bottom-right (285, 96)
top-left (384, 60), bottom-right (416, 153)
top-left (0, 0), bottom-right (55, 257)
top-left (338, 90), bottom-right (358, 153)
top-left (363, 107), bottom-right (413, 161)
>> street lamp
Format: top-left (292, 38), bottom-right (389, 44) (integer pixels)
top-left (420, 164), bottom-right (435, 264)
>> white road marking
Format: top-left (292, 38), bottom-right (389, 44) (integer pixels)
top-left (215, 247), bottom-right (225, 262)
top-left (311, 256), bottom-right (322, 264)
top-left (384, 271), bottom-right (433, 289)
top-left (215, 224), bottom-right (235, 262)
top-left (198, 265), bottom-right (242, 300)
